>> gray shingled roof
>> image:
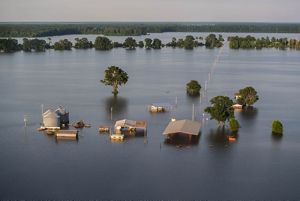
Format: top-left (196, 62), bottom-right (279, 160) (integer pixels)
top-left (163, 120), bottom-right (201, 136)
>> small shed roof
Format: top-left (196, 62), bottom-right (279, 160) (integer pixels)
top-left (114, 119), bottom-right (147, 129)
top-left (163, 120), bottom-right (201, 136)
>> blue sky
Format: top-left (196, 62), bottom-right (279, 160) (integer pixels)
top-left (0, 0), bottom-right (299, 22)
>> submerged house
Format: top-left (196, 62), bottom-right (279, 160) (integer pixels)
top-left (42, 109), bottom-right (59, 129)
top-left (55, 106), bottom-right (69, 127)
top-left (163, 119), bottom-right (201, 141)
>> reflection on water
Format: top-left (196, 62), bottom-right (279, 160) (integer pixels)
top-left (105, 96), bottom-right (128, 118)
top-left (164, 133), bottom-right (200, 147)
top-left (207, 127), bottom-right (236, 147)
top-left (238, 107), bottom-right (258, 121)
top-left (271, 133), bottom-right (283, 144)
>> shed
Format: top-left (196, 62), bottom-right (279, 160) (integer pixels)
top-left (42, 109), bottom-right (59, 128)
top-left (163, 119), bottom-right (201, 138)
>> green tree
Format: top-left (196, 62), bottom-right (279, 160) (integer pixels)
top-left (272, 120), bottom-right (283, 135)
top-left (186, 80), bottom-right (201, 96)
top-left (229, 118), bottom-right (240, 133)
top-left (53, 39), bottom-right (72, 50)
top-left (138, 41), bottom-right (144, 48)
top-left (101, 66), bottom-right (129, 95)
top-left (74, 37), bottom-right (93, 49)
top-left (205, 34), bottom-right (223, 48)
top-left (183, 35), bottom-right (196, 49)
top-left (144, 38), bottom-right (152, 49)
top-left (152, 38), bottom-right (162, 49)
top-left (31, 39), bottom-right (46, 52)
top-left (22, 38), bottom-right (31, 52)
top-left (94, 36), bottom-right (113, 50)
top-left (205, 96), bottom-right (234, 126)
top-left (123, 37), bottom-right (137, 50)
top-left (236, 86), bottom-right (259, 107)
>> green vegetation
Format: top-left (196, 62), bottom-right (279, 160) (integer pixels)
top-left (205, 34), bottom-right (224, 48)
top-left (94, 36), bottom-right (113, 50)
top-left (166, 35), bottom-right (203, 49)
top-left (123, 37), bottom-right (137, 50)
top-left (236, 86), bottom-right (259, 107)
top-left (101, 66), bottom-right (129, 95)
top-left (186, 80), bottom-right (201, 96)
top-left (74, 38), bottom-right (93, 49)
top-left (228, 36), bottom-right (300, 50)
top-left (152, 38), bottom-right (163, 49)
top-left (0, 38), bottom-right (21, 52)
top-left (22, 38), bottom-right (47, 52)
top-left (272, 120), bottom-right (283, 135)
top-left (138, 41), bottom-right (144, 48)
top-left (1, 22), bottom-right (300, 37)
top-left (229, 118), bottom-right (240, 133)
top-left (205, 96), bottom-right (234, 127)
top-left (53, 39), bottom-right (72, 50)
top-left (144, 38), bottom-right (152, 49)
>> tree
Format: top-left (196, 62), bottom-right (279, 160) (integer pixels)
top-left (205, 34), bottom-right (223, 48)
top-left (183, 35), bottom-right (196, 49)
top-left (205, 96), bottom-right (234, 126)
top-left (74, 37), bottom-right (93, 49)
top-left (236, 86), bottom-right (259, 107)
top-left (229, 118), bottom-right (240, 133)
top-left (138, 41), bottom-right (144, 48)
top-left (22, 38), bottom-right (31, 52)
top-left (94, 36), bottom-right (113, 50)
top-left (101, 66), bottom-right (129, 95)
top-left (186, 80), bottom-right (201, 96)
top-left (53, 39), bottom-right (72, 50)
top-left (123, 37), bottom-right (137, 50)
top-left (272, 120), bottom-right (283, 135)
top-left (152, 38), bottom-right (162, 49)
top-left (144, 38), bottom-right (152, 49)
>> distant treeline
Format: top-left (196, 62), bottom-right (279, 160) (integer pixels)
top-left (1, 22), bottom-right (300, 37)
top-left (1, 34), bottom-right (300, 53)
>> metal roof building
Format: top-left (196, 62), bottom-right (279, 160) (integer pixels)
top-left (163, 119), bottom-right (201, 136)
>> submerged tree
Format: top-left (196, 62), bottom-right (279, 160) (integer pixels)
top-left (205, 96), bottom-right (234, 127)
top-left (186, 80), bottom-right (201, 96)
top-left (236, 86), bottom-right (259, 107)
top-left (94, 36), bottom-right (113, 50)
top-left (272, 120), bottom-right (283, 135)
top-left (101, 66), bottom-right (129, 95)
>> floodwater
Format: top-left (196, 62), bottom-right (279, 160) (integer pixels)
top-left (0, 33), bottom-right (300, 200)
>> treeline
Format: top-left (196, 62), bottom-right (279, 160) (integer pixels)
top-left (1, 22), bottom-right (300, 37)
top-left (0, 34), bottom-right (224, 52)
top-left (228, 36), bottom-right (300, 50)
top-left (2, 35), bottom-right (300, 53)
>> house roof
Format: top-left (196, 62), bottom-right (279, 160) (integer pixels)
top-left (163, 120), bottom-right (201, 136)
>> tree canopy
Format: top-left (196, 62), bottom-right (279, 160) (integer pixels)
top-left (53, 39), bottom-right (72, 50)
top-left (94, 36), bottom-right (113, 50)
top-left (205, 96), bottom-right (234, 126)
top-left (101, 66), bottom-right (129, 95)
top-left (186, 80), bottom-right (201, 96)
top-left (236, 86), bottom-right (259, 107)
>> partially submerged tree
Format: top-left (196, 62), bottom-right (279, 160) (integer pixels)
top-left (236, 86), bottom-right (259, 107)
top-left (229, 118), bottom-right (240, 133)
top-left (205, 96), bottom-right (234, 127)
top-left (272, 120), bottom-right (283, 135)
top-left (101, 66), bottom-right (129, 95)
top-left (94, 36), bottom-right (113, 50)
top-left (186, 80), bottom-right (201, 96)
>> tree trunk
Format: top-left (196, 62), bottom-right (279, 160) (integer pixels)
top-left (112, 82), bottom-right (118, 95)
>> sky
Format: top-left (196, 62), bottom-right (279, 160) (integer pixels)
top-left (0, 0), bottom-right (299, 22)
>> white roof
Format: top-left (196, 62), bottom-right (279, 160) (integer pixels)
top-left (163, 120), bottom-right (201, 136)
top-left (115, 119), bottom-right (137, 128)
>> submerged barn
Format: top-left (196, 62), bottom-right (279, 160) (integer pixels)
top-left (163, 119), bottom-right (201, 141)
top-left (114, 119), bottom-right (147, 135)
